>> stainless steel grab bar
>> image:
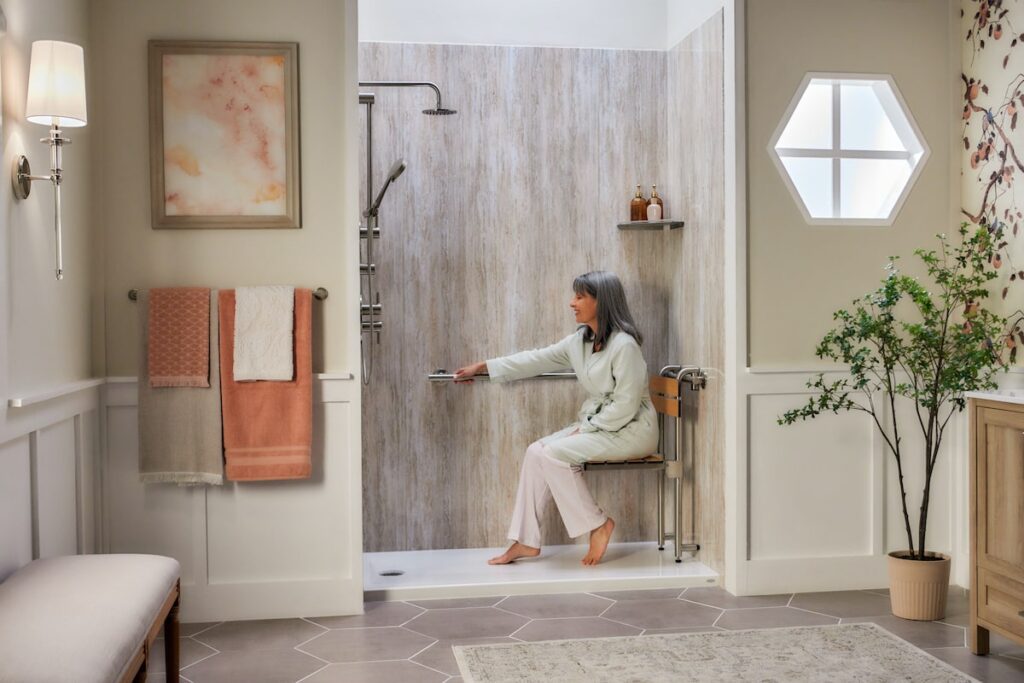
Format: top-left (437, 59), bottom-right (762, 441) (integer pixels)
top-left (428, 369), bottom-right (576, 382)
top-left (661, 364), bottom-right (707, 390)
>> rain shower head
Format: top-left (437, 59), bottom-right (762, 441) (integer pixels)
top-left (366, 159), bottom-right (407, 218)
top-left (359, 81), bottom-right (457, 117)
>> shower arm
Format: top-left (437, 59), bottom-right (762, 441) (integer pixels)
top-left (358, 81), bottom-right (448, 113)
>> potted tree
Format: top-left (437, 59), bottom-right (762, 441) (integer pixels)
top-left (779, 223), bottom-right (1009, 620)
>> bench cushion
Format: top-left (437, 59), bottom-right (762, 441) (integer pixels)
top-left (0, 554), bottom-right (180, 683)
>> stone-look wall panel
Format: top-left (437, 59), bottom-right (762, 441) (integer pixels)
top-left (665, 13), bottom-right (726, 576)
top-left (360, 25), bottom-right (723, 556)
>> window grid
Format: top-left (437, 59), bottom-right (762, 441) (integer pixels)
top-left (768, 73), bottom-right (928, 227)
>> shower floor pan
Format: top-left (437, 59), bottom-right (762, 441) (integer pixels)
top-left (363, 541), bottom-right (718, 601)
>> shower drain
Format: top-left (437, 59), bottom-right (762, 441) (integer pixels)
top-left (379, 569), bottom-right (405, 576)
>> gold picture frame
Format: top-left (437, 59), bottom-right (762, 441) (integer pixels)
top-left (148, 40), bottom-right (301, 229)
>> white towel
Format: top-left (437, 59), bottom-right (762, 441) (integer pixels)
top-left (233, 285), bottom-right (295, 381)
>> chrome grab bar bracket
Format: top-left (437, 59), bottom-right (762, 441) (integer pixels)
top-left (660, 364), bottom-right (707, 391)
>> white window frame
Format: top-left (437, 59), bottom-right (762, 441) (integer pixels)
top-left (767, 72), bottom-right (930, 227)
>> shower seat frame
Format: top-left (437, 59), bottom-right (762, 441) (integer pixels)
top-left (581, 365), bottom-right (704, 563)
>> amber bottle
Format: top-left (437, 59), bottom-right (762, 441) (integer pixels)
top-left (629, 185), bottom-right (649, 221)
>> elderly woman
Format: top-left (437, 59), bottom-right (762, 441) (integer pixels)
top-left (454, 271), bottom-right (658, 566)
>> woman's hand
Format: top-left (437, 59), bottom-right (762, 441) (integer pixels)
top-left (453, 361), bottom-right (487, 383)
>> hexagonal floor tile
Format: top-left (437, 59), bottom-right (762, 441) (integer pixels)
top-left (716, 607), bottom-right (837, 630)
top-left (926, 646), bottom-right (1024, 681)
top-left (306, 601), bottom-right (424, 628)
top-left (302, 660), bottom-right (447, 682)
top-left (183, 648), bottom-right (324, 683)
top-left (408, 596), bottom-right (503, 609)
top-left (513, 617), bottom-right (641, 641)
top-left (641, 626), bottom-right (725, 636)
top-left (592, 588), bottom-right (684, 601)
top-left (411, 636), bottom-right (520, 675)
top-left (181, 622), bottom-right (221, 637)
top-left (843, 616), bottom-right (965, 649)
top-left (144, 675), bottom-right (196, 683)
top-left (192, 618), bottom-right (326, 652)
top-left (497, 592), bottom-right (613, 618)
top-left (298, 626), bottom-right (435, 663)
top-left (789, 590), bottom-right (892, 618)
top-left (682, 586), bottom-right (791, 609)
top-left (602, 598), bottom-right (721, 630)
top-left (149, 637), bottom-right (217, 672)
top-left (404, 607), bottom-right (529, 639)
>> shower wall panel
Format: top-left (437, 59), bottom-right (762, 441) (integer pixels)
top-left (664, 12), bottom-right (726, 576)
top-left (359, 42), bottom-right (672, 551)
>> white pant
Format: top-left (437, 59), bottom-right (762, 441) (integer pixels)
top-left (507, 440), bottom-right (608, 547)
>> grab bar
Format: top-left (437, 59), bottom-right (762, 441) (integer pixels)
top-left (428, 369), bottom-right (576, 382)
top-left (660, 364), bottom-right (707, 390)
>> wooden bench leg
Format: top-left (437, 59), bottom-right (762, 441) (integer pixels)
top-left (164, 582), bottom-right (180, 679)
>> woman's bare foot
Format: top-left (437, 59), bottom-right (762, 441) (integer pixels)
top-left (582, 517), bottom-right (615, 566)
top-left (488, 541), bottom-right (541, 565)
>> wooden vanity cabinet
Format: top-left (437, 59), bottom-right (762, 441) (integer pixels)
top-left (970, 399), bottom-right (1024, 654)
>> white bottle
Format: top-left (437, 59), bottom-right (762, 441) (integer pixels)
top-left (646, 201), bottom-right (662, 221)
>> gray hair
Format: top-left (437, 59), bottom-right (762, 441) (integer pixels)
top-left (572, 271), bottom-right (643, 347)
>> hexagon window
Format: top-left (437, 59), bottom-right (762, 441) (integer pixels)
top-left (768, 73), bottom-right (929, 226)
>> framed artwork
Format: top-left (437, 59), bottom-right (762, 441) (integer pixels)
top-left (148, 40), bottom-right (301, 229)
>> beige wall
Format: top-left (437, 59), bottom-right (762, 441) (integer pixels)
top-left (746, 0), bottom-right (958, 367)
top-left (1, 0), bottom-right (95, 403)
top-left (92, 0), bottom-right (358, 376)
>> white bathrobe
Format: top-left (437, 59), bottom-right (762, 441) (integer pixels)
top-left (486, 327), bottom-right (659, 465)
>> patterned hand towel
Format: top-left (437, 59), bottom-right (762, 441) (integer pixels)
top-left (233, 285), bottom-right (295, 381)
top-left (148, 287), bottom-right (211, 387)
top-left (138, 289), bottom-right (224, 485)
top-left (219, 288), bottom-right (312, 481)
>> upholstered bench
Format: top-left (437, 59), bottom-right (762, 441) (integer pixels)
top-left (0, 554), bottom-right (180, 683)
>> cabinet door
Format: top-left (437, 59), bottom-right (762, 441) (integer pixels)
top-left (977, 407), bottom-right (1024, 584)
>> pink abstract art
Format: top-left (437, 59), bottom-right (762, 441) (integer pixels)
top-left (149, 41), bottom-right (300, 228)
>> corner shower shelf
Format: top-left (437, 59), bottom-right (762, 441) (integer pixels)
top-left (617, 220), bottom-right (684, 231)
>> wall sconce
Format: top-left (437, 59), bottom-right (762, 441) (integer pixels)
top-left (12, 40), bottom-right (88, 281)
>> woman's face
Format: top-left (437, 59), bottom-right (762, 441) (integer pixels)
top-left (571, 290), bottom-right (598, 326)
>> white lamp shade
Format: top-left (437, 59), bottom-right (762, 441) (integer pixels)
top-left (26, 40), bottom-right (87, 127)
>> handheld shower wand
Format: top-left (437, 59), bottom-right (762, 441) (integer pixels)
top-left (365, 159), bottom-right (407, 218)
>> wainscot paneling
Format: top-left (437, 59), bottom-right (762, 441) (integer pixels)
top-left (0, 437), bottom-right (33, 580)
top-left (735, 369), bottom-right (964, 595)
top-left (0, 384), bottom-right (102, 582)
top-left (102, 376), bottom-right (362, 623)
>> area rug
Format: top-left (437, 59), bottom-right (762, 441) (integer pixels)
top-left (452, 622), bottom-right (978, 683)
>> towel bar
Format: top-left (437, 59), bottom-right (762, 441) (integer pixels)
top-left (128, 287), bottom-right (328, 301)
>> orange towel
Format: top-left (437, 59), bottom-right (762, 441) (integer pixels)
top-left (148, 287), bottom-right (211, 387)
top-left (219, 288), bottom-right (312, 481)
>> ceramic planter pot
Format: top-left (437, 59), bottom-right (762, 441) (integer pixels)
top-left (887, 550), bottom-right (951, 620)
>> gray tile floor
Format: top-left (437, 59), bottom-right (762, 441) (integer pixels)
top-left (151, 586), bottom-right (1024, 682)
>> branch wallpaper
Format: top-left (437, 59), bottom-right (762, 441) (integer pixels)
top-left (963, 0), bottom-right (1024, 355)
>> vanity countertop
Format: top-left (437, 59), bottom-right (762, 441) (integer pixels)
top-left (965, 389), bottom-right (1024, 406)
